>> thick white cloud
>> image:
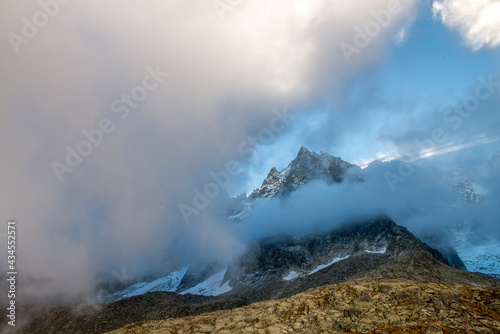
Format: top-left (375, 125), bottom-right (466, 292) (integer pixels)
top-left (0, 0), bottom-right (417, 301)
top-left (433, 0), bottom-right (500, 50)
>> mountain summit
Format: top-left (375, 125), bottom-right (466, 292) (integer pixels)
top-left (228, 147), bottom-right (359, 220)
top-left (249, 147), bottom-right (358, 199)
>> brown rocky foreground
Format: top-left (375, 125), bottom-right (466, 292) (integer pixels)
top-left (106, 279), bottom-right (500, 334)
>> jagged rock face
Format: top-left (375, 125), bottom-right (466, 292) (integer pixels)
top-left (249, 146), bottom-right (355, 199)
top-left (100, 216), bottom-right (464, 306)
top-left (224, 217), bottom-right (456, 291)
top-left (229, 218), bottom-right (395, 284)
top-left (119, 217), bottom-right (458, 302)
top-left (228, 147), bottom-right (358, 221)
top-left (419, 232), bottom-right (467, 271)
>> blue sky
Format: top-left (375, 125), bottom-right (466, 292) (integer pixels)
top-left (234, 4), bottom-right (500, 195)
top-left (378, 8), bottom-right (500, 104)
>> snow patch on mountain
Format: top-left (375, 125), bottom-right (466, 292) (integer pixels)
top-left (308, 255), bottom-right (350, 275)
top-left (283, 271), bottom-right (299, 281)
top-left (457, 243), bottom-right (500, 278)
top-left (254, 166), bottom-right (291, 199)
top-left (365, 246), bottom-right (387, 254)
top-left (113, 267), bottom-right (188, 300)
top-left (180, 268), bottom-right (232, 296)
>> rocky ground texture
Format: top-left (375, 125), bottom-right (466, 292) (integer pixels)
top-left (107, 279), bottom-right (500, 334)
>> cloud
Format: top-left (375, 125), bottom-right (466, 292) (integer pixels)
top-left (394, 26), bottom-right (409, 45)
top-left (433, 0), bottom-right (500, 50)
top-left (0, 0), bottom-right (419, 302)
top-left (237, 154), bottom-right (499, 248)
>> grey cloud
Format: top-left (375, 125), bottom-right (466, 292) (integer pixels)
top-left (0, 0), bottom-right (420, 302)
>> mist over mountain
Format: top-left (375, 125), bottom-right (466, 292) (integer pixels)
top-left (116, 147), bottom-right (500, 298)
top-left (233, 148), bottom-right (497, 249)
top-left (5, 148), bottom-right (499, 333)
top-left (2, 4), bottom-right (500, 332)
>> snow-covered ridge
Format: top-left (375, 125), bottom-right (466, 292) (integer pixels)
top-left (457, 243), bottom-right (500, 278)
top-left (249, 147), bottom-right (356, 200)
top-left (229, 147), bottom-right (357, 220)
top-left (112, 267), bottom-right (188, 300)
top-left (253, 165), bottom-right (291, 199)
top-left (180, 267), bottom-right (232, 296)
top-left (112, 267), bottom-right (233, 300)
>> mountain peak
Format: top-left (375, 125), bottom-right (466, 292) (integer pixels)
top-left (297, 146), bottom-right (311, 156)
top-left (249, 147), bottom-right (356, 199)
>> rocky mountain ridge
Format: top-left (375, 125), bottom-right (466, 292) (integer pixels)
top-left (249, 146), bottom-right (357, 199)
top-left (228, 147), bottom-right (360, 221)
top-left (106, 216), bottom-right (465, 302)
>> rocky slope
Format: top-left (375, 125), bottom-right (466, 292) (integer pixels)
top-left (107, 279), bottom-right (500, 334)
top-left (223, 217), bottom-right (455, 291)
